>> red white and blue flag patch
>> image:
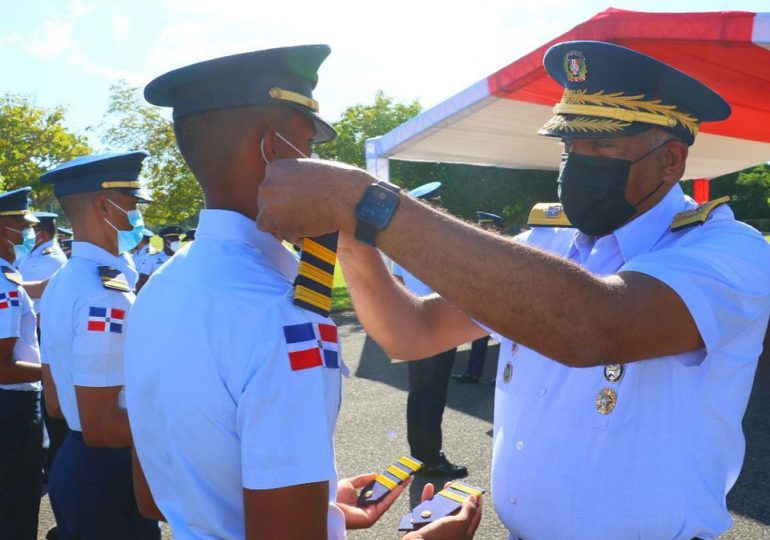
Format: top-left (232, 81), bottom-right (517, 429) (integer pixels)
top-left (0, 291), bottom-right (19, 309)
top-left (283, 322), bottom-right (340, 371)
top-left (87, 307), bottom-right (125, 334)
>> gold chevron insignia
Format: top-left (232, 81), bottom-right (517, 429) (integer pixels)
top-left (542, 115), bottom-right (630, 134)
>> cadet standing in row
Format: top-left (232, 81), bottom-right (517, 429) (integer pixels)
top-left (16, 211), bottom-right (69, 478)
top-left (39, 152), bottom-right (159, 539)
top-left (125, 45), bottom-right (477, 539)
top-left (135, 225), bottom-right (183, 291)
top-left (0, 188), bottom-right (43, 540)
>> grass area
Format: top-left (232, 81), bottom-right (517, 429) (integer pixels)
top-left (766, 235), bottom-right (770, 242)
top-left (332, 264), bottom-right (352, 312)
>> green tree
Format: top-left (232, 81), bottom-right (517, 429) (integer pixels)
top-left (101, 80), bottom-right (202, 228)
top-left (316, 91), bottom-right (422, 168)
top-left (0, 94), bottom-right (91, 210)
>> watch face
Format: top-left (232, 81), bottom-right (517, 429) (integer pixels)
top-left (356, 185), bottom-right (400, 229)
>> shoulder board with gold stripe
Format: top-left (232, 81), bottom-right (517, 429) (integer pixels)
top-left (42, 247), bottom-right (54, 255)
top-left (671, 196), bottom-right (730, 232)
top-left (98, 266), bottom-right (131, 292)
top-left (293, 232), bottom-right (338, 317)
top-left (527, 203), bottom-right (572, 227)
top-left (1, 266), bottom-right (22, 286)
top-left (357, 455), bottom-right (423, 507)
top-left (398, 481), bottom-right (485, 531)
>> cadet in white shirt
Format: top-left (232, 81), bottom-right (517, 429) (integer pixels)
top-left (135, 225), bottom-right (183, 291)
top-left (255, 41), bottom-right (770, 539)
top-left (39, 151), bottom-right (159, 540)
top-left (128, 45), bottom-right (477, 540)
top-left (130, 228), bottom-right (155, 270)
top-left (0, 187), bottom-right (43, 540)
top-left (16, 211), bottom-right (69, 485)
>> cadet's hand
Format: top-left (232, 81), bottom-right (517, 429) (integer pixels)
top-left (256, 159), bottom-right (369, 244)
top-left (336, 473), bottom-right (411, 529)
top-left (401, 482), bottom-right (482, 539)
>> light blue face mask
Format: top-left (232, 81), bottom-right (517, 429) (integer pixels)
top-left (105, 199), bottom-right (145, 253)
top-left (5, 226), bottom-right (36, 259)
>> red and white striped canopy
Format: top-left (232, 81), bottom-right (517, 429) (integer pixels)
top-left (366, 9), bottom-right (770, 181)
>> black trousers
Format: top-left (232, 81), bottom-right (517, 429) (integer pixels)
top-left (464, 336), bottom-right (489, 378)
top-left (406, 348), bottom-right (456, 463)
top-left (0, 389), bottom-right (44, 540)
top-left (49, 431), bottom-right (160, 540)
top-left (42, 392), bottom-right (68, 473)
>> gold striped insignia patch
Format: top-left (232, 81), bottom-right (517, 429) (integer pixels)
top-left (671, 196), bottom-right (730, 232)
top-left (98, 266), bottom-right (130, 292)
top-left (2, 266), bottom-right (22, 285)
top-left (293, 233), bottom-right (338, 317)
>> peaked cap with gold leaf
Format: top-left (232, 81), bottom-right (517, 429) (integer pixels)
top-left (538, 41), bottom-right (731, 145)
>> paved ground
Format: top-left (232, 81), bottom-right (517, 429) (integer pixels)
top-left (36, 312), bottom-right (770, 539)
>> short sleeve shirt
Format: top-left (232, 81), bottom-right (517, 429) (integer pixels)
top-left (40, 242), bottom-right (134, 431)
top-left (392, 261), bottom-right (434, 296)
top-left (125, 210), bottom-right (346, 540)
top-left (0, 257), bottom-right (40, 392)
top-left (17, 239), bottom-right (67, 311)
top-left (138, 250), bottom-right (169, 277)
top-left (491, 184), bottom-right (770, 539)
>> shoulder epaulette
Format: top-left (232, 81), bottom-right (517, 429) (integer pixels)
top-left (671, 196), bottom-right (731, 232)
top-left (357, 456), bottom-right (423, 507)
top-left (527, 203), bottom-right (572, 227)
top-left (42, 247), bottom-right (54, 255)
top-left (293, 232), bottom-right (338, 317)
top-left (1, 266), bottom-right (22, 286)
top-left (398, 481), bottom-right (485, 531)
top-left (98, 266), bottom-right (131, 292)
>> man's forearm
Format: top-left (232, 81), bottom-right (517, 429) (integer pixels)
top-left (0, 359), bottom-right (42, 384)
top-left (339, 233), bottom-right (482, 359)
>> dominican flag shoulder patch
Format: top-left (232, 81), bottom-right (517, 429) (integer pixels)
top-left (0, 291), bottom-right (19, 309)
top-left (283, 322), bottom-right (340, 371)
top-left (87, 307), bottom-right (125, 334)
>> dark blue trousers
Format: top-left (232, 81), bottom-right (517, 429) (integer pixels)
top-left (0, 389), bottom-right (44, 540)
top-left (48, 431), bottom-right (160, 540)
top-left (407, 348), bottom-right (456, 463)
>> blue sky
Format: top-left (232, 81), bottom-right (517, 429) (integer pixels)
top-left (2, 0), bottom-right (767, 148)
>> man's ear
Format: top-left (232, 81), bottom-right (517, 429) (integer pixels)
top-left (661, 140), bottom-right (688, 184)
top-left (260, 127), bottom-right (278, 164)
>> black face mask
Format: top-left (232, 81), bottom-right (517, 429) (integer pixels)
top-left (557, 140), bottom-right (672, 237)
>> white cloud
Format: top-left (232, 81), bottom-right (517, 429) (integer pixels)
top-left (111, 3), bottom-right (131, 43)
top-left (26, 0), bottom-right (97, 59)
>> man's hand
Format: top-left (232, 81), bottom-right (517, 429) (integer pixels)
top-left (336, 473), bottom-right (410, 529)
top-left (401, 482), bottom-right (483, 540)
top-left (256, 159), bottom-right (369, 243)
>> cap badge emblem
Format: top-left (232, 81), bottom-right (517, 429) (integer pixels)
top-left (563, 51), bottom-right (587, 83)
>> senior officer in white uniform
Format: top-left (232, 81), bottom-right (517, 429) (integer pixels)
top-left (39, 151), bottom-right (159, 540)
top-left (16, 212), bottom-right (67, 286)
top-left (0, 188), bottom-right (43, 540)
top-left (254, 41), bottom-right (770, 539)
top-left (126, 45), bottom-right (477, 540)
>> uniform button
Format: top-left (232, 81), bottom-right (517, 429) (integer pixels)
top-left (509, 496), bottom-right (517, 505)
top-left (516, 440), bottom-right (525, 450)
top-left (511, 342), bottom-right (519, 354)
top-left (540, 387), bottom-right (547, 396)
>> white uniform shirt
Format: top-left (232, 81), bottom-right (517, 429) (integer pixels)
top-left (125, 210), bottom-right (345, 540)
top-left (131, 244), bottom-right (151, 270)
top-left (392, 261), bottom-right (434, 296)
top-left (138, 250), bottom-right (169, 276)
top-left (489, 184), bottom-right (770, 540)
top-left (0, 258), bottom-right (40, 392)
top-left (17, 239), bottom-right (67, 310)
top-left (40, 242), bottom-right (136, 431)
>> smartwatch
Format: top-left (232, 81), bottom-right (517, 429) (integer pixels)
top-left (354, 181), bottom-right (401, 246)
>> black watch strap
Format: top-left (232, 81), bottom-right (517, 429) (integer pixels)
top-left (354, 181), bottom-right (401, 247)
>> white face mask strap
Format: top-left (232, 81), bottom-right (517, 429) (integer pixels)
top-left (107, 198), bottom-right (129, 216)
top-left (260, 138), bottom-right (271, 165)
top-left (275, 132), bottom-right (310, 159)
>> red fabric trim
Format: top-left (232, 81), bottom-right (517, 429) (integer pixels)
top-left (486, 9), bottom-right (770, 143)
